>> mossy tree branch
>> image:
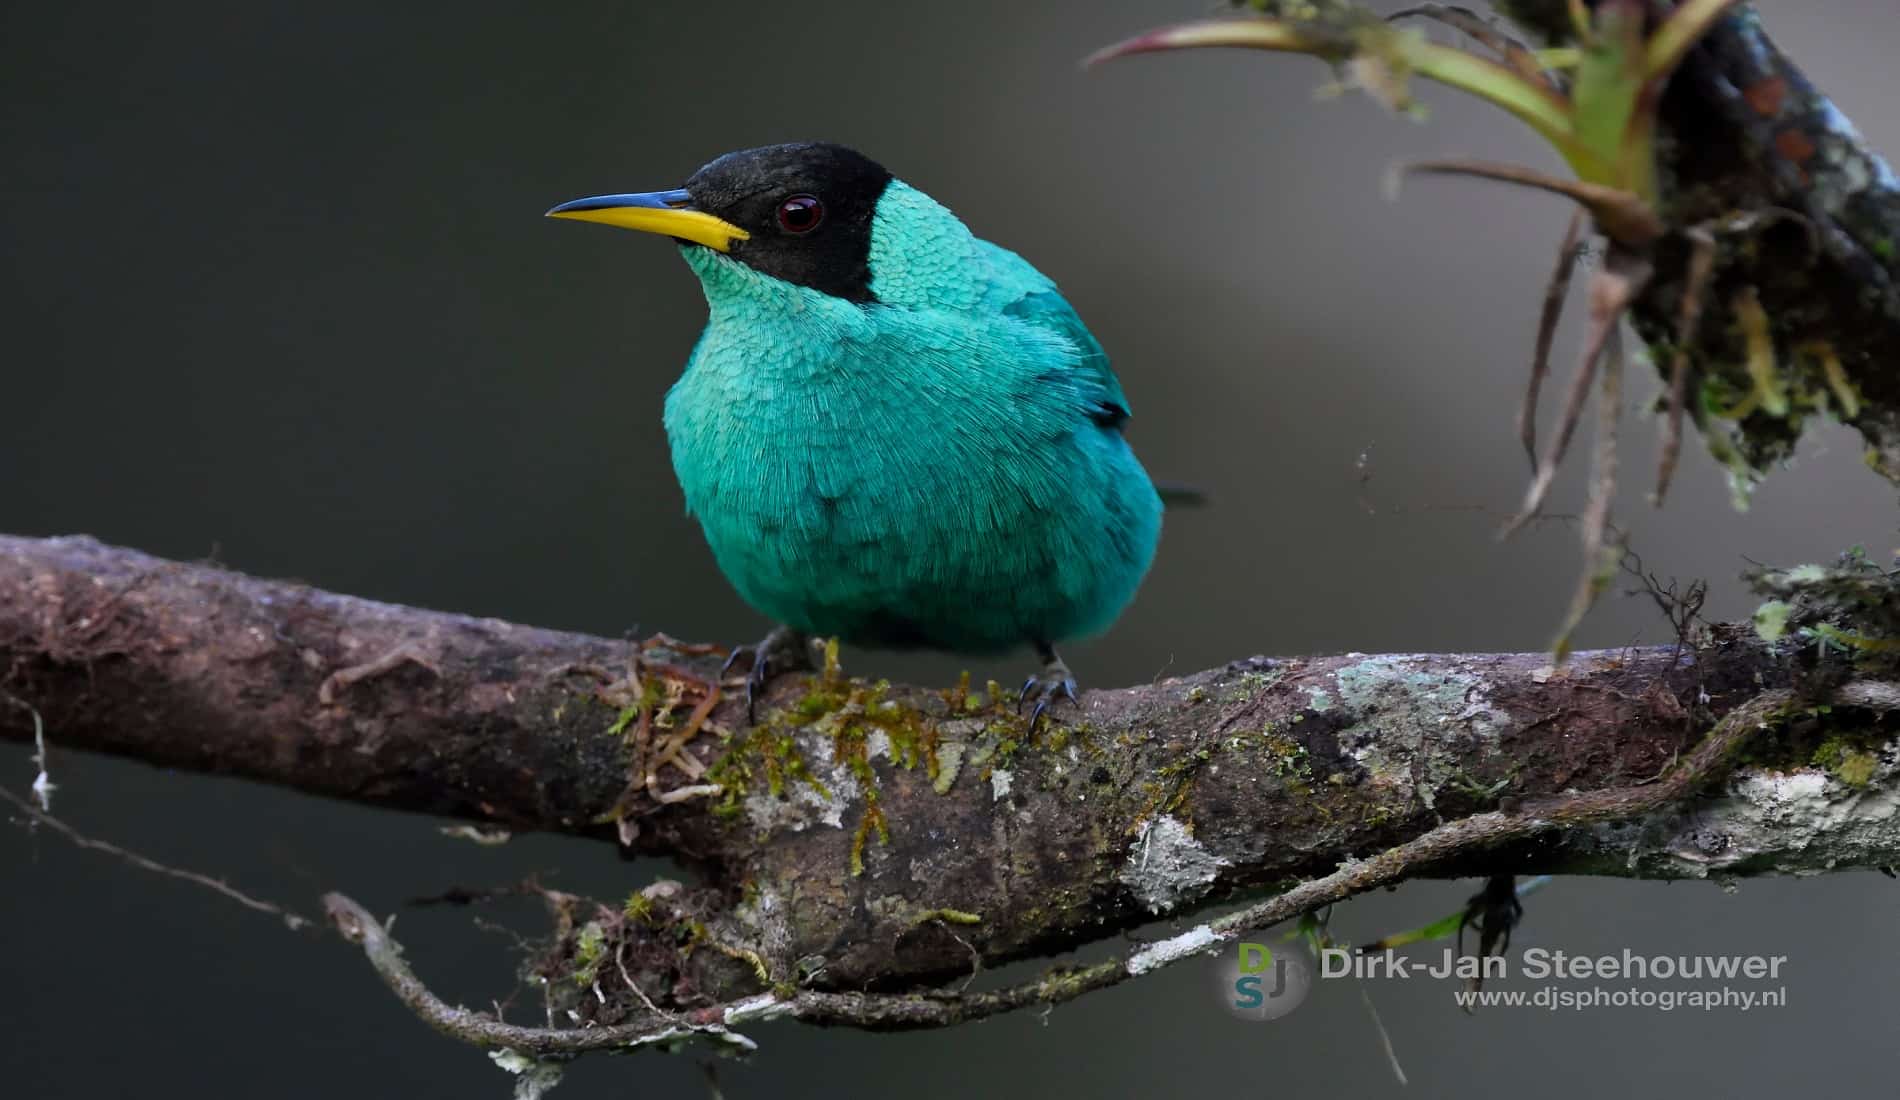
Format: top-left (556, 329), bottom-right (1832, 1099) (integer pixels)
top-left (5, 533), bottom-right (1900, 1061)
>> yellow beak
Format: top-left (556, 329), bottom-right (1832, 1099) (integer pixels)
top-left (545, 189), bottom-right (750, 253)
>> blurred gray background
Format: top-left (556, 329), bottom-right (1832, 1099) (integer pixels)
top-left (4, 1), bottom-right (1895, 1095)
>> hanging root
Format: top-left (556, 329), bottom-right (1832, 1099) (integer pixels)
top-left (1652, 225), bottom-right (1717, 506)
top-left (1805, 341), bottom-right (1862, 419)
top-left (1733, 287), bottom-right (1787, 418)
top-left (1551, 317), bottom-right (1627, 660)
top-left (1402, 160), bottom-right (1652, 544)
top-left (1510, 337), bottom-right (1599, 538)
top-left (1503, 253), bottom-right (1649, 537)
top-left (1522, 210), bottom-right (1588, 468)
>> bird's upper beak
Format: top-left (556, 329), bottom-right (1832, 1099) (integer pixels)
top-left (544, 189), bottom-right (750, 253)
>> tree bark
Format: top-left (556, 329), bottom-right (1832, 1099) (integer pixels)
top-left (4, 533), bottom-right (1897, 1042)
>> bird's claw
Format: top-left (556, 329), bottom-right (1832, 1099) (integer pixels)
top-left (721, 627), bottom-right (812, 723)
top-left (741, 651), bottom-right (775, 723)
top-left (1017, 649), bottom-right (1079, 730)
top-left (1458, 874), bottom-right (1525, 963)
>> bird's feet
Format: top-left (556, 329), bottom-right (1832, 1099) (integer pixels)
top-left (1459, 876), bottom-right (1524, 959)
top-left (1017, 643), bottom-right (1079, 730)
top-left (720, 625), bottom-right (813, 723)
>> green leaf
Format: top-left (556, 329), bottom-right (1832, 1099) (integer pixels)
top-left (1569, 0), bottom-right (1648, 191)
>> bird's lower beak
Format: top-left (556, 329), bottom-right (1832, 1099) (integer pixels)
top-left (544, 189), bottom-right (750, 253)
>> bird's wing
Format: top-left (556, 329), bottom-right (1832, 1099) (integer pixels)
top-left (976, 241), bottom-right (1132, 425)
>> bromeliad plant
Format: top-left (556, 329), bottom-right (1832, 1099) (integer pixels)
top-left (1092, 0), bottom-right (1759, 655)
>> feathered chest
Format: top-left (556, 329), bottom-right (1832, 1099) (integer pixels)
top-left (667, 301), bottom-right (1083, 505)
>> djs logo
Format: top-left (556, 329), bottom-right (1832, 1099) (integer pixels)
top-left (1215, 941), bottom-right (1312, 1021)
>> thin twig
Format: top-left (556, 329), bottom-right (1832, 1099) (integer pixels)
top-left (324, 892), bottom-right (762, 1056)
top-left (1360, 986), bottom-right (1409, 1085)
top-left (0, 782), bottom-right (313, 930)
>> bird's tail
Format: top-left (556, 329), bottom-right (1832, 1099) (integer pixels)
top-left (1152, 479), bottom-right (1210, 508)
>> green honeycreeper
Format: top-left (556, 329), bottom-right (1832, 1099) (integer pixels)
top-left (549, 143), bottom-right (1166, 723)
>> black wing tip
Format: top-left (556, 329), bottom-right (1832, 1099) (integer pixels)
top-left (1153, 480), bottom-right (1211, 508)
top-left (1091, 400), bottom-right (1132, 430)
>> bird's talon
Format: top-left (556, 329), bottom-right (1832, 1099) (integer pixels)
top-left (1019, 646), bottom-right (1079, 730)
top-left (722, 627), bottom-right (813, 724)
top-left (1458, 874), bottom-right (1525, 964)
top-left (743, 655), bottom-right (777, 723)
top-left (1017, 676), bottom-right (1041, 713)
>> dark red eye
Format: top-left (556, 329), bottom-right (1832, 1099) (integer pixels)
top-left (776, 194), bottom-right (823, 234)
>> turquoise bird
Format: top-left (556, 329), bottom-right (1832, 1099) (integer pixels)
top-left (550, 143), bottom-right (1168, 723)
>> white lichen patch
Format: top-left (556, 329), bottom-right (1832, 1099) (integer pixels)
top-left (489, 1049), bottom-right (535, 1074)
top-left (489, 1052), bottom-right (566, 1100)
top-left (1330, 655), bottom-right (1511, 811)
top-left (742, 731), bottom-right (860, 833)
top-left (1120, 814), bottom-right (1228, 914)
top-left (1128, 924), bottom-right (1219, 975)
top-left (1811, 97), bottom-right (1900, 212)
top-left (1335, 656), bottom-right (1508, 742)
top-left (991, 768), bottom-right (1013, 801)
top-left (1651, 755), bottom-right (1900, 875)
top-left (723, 993), bottom-right (795, 1025)
top-left (1569, 742), bottom-right (1900, 877)
top-left (732, 885), bottom-right (795, 962)
top-left (622, 1023), bottom-right (758, 1054)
